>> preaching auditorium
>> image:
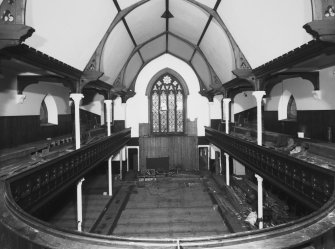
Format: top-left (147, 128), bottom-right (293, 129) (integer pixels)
top-left (1, 0), bottom-right (335, 248)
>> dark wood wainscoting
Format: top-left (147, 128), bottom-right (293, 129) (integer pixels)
top-left (139, 136), bottom-right (198, 171)
top-left (264, 110), bottom-right (335, 142)
top-left (0, 114), bottom-right (72, 149)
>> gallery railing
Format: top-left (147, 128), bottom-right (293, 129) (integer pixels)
top-left (205, 127), bottom-right (335, 210)
top-left (6, 128), bottom-right (131, 213)
top-left (1, 127), bottom-right (335, 248)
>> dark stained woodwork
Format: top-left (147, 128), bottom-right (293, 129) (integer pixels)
top-left (263, 110), bottom-right (335, 142)
top-left (205, 127), bottom-right (335, 210)
top-left (0, 45), bottom-right (82, 81)
top-left (253, 40), bottom-right (335, 78)
top-left (0, 114), bottom-right (73, 150)
top-left (139, 136), bottom-right (198, 171)
top-left (6, 128), bottom-right (130, 213)
top-left (260, 72), bottom-right (320, 95)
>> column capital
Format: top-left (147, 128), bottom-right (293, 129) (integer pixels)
top-left (252, 91), bottom-right (266, 103)
top-left (224, 152), bottom-right (229, 157)
top-left (104, 99), bottom-right (113, 105)
top-left (255, 174), bottom-right (263, 182)
top-left (223, 98), bottom-right (231, 104)
top-left (70, 93), bottom-right (84, 104)
top-left (215, 95), bottom-right (224, 101)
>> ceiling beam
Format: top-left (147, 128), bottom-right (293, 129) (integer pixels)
top-left (190, 0), bottom-right (221, 62)
top-left (84, 0), bottom-right (150, 71)
top-left (113, 0), bottom-right (145, 64)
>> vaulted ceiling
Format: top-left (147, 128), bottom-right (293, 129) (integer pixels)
top-left (23, 0), bottom-right (312, 95)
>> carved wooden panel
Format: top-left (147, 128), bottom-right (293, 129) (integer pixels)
top-left (7, 129), bottom-right (131, 213)
top-left (205, 127), bottom-right (335, 210)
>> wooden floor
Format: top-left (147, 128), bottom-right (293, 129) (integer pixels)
top-left (111, 176), bottom-right (229, 238)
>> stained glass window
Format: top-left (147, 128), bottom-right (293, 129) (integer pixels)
top-left (150, 74), bottom-right (185, 134)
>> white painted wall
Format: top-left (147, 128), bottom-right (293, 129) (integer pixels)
top-left (80, 93), bottom-right (105, 125)
top-left (0, 73), bottom-right (70, 116)
top-left (125, 54), bottom-right (210, 137)
top-left (232, 91), bottom-right (256, 115)
top-left (265, 66), bottom-right (335, 111)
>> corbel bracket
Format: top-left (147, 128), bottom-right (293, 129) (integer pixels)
top-left (78, 70), bottom-right (104, 92)
top-left (17, 75), bottom-right (74, 94)
top-left (261, 72), bottom-right (320, 95)
top-left (303, 19), bottom-right (335, 43)
top-left (0, 24), bottom-right (34, 49)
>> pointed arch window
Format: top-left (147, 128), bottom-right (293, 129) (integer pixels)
top-left (150, 74), bottom-right (185, 134)
top-left (287, 95), bottom-right (297, 121)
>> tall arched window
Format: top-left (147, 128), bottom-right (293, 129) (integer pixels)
top-left (150, 73), bottom-right (185, 134)
top-left (287, 95), bottom-right (297, 121)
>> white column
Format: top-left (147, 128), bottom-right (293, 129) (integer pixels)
top-left (121, 102), bottom-right (127, 127)
top-left (76, 178), bottom-right (85, 232)
top-left (208, 101), bottom-right (214, 126)
top-left (219, 151), bottom-right (222, 175)
top-left (119, 149), bottom-right (123, 180)
top-left (255, 174), bottom-right (264, 229)
top-left (224, 152), bottom-right (230, 186)
top-left (104, 100), bottom-right (112, 136)
top-left (252, 91), bottom-right (266, 146)
top-left (108, 157), bottom-right (113, 196)
top-left (223, 98), bottom-right (231, 134)
top-left (137, 147), bottom-right (140, 172)
top-left (70, 93), bottom-right (84, 150)
top-left (104, 100), bottom-right (113, 196)
top-left (126, 147), bottom-right (129, 172)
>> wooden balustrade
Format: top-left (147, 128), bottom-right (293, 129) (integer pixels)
top-left (2, 127), bottom-right (335, 248)
top-left (205, 127), bottom-right (335, 210)
top-left (6, 128), bottom-right (131, 214)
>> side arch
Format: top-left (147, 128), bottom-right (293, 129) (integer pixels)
top-left (41, 94), bottom-right (58, 125)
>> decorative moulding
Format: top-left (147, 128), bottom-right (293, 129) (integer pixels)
top-left (0, 24), bottom-right (34, 49)
top-left (16, 94), bottom-right (26, 104)
top-left (312, 90), bottom-right (321, 100)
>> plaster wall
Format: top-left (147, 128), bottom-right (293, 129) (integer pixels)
top-left (265, 66), bottom-right (335, 111)
top-left (0, 72), bottom-right (70, 117)
top-left (80, 93), bottom-right (105, 125)
top-left (125, 54), bottom-right (210, 137)
top-left (233, 91), bottom-right (256, 115)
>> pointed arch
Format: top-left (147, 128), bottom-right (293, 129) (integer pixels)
top-left (147, 68), bottom-right (188, 134)
top-left (40, 94), bottom-right (58, 125)
top-left (278, 90), bottom-right (297, 121)
top-left (145, 68), bottom-right (189, 96)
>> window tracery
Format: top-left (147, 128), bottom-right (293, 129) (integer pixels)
top-left (150, 74), bottom-right (185, 134)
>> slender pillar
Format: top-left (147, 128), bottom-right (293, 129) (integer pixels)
top-left (104, 100), bottom-right (112, 136)
top-left (223, 98), bottom-right (231, 134)
top-left (255, 174), bottom-right (264, 229)
top-left (252, 91), bottom-right (266, 146)
top-left (77, 178), bottom-right (85, 232)
top-left (126, 147), bottom-right (130, 172)
top-left (104, 100), bottom-right (113, 196)
top-left (119, 149), bottom-right (123, 180)
top-left (224, 152), bottom-right (230, 186)
top-left (137, 147), bottom-right (140, 171)
top-left (219, 151), bottom-right (222, 175)
top-left (108, 157), bottom-right (113, 196)
top-left (70, 93), bottom-right (84, 149)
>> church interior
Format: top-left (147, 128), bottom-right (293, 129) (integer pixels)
top-left (1, 0), bottom-right (335, 248)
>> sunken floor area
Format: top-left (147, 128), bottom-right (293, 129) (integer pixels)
top-left (111, 177), bottom-right (229, 238)
top-left (46, 169), bottom-right (232, 238)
